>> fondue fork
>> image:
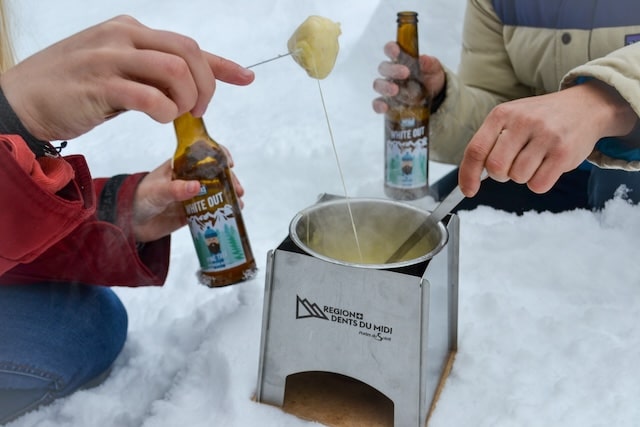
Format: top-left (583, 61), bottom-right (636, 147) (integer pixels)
top-left (386, 170), bottom-right (488, 263)
top-left (246, 53), bottom-right (292, 69)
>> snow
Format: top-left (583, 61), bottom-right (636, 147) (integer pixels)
top-left (7, 0), bottom-right (640, 426)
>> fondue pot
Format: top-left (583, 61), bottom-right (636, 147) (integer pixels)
top-left (256, 195), bottom-right (459, 426)
top-left (289, 197), bottom-right (448, 269)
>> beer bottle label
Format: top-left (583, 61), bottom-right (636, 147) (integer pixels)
top-left (385, 117), bottom-right (429, 189)
top-left (183, 183), bottom-right (247, 272)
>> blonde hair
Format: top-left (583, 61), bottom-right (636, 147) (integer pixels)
top-left (0, 0), bottom-right (15, 72)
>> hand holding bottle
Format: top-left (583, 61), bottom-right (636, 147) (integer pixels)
top-left (131, 145), bottom-right (244, 244)
top-left (372, 41), bottom-right (446, 114)
top-left (172, 113), bottom-right (256, 287)
top-left (379, 13), bottom-right (432, 201)
top-left (0, 15), bottom-right (255, 143)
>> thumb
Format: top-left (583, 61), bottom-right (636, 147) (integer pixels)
top-left (143, 179), bottom-right (200, 212)
top-left (419, 54), bottom-right (445, 96)
top-left (168, 179), bottom-right (202, 203)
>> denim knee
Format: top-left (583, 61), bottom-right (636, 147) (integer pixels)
top-left (0, 283), bottom-right (128, 423)
top-left (0, 363), bottom-right (63, 424)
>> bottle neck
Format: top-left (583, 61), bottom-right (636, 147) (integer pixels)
top-left (174, 112), bottom-right (209, 144)
top-left (396, 11), bottom-right (419, 58)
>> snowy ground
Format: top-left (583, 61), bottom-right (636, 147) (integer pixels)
top-left (6, 0), bottom-right (640, 426)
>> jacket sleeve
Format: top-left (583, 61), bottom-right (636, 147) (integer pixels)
top-left (0, 138), bottom-right (94, 275)
top-left (0, 145), bottom-right (171, 287)
top-left (429, 0), bottom-right (535, 165)
top-left (561, 42), bottom-right (640, 171)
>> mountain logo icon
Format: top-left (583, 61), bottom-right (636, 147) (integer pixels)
top-left (296, 296), bottom-right (329, 320)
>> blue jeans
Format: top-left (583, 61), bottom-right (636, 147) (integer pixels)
top-left (430, 166), bottom-right (640, 214)
top-left (0, 282), bottom-right (127, 424)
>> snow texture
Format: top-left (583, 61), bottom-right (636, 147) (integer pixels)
top-left (7, 0), bottom-right (640, 426)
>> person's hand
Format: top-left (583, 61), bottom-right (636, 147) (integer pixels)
top-left (131, 146), bottom-right (244, 243)
top-left (372, 41), bottom-right (445, 113)
top-left (458, 80), bottom-right (639, 197)
top-left (0, 15), bottom-right (255, 142)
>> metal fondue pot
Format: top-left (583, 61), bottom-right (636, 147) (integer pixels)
top-left (289, 197), bottom-right (448, 269)
top-left (257, 195), bottom-right (459, 427)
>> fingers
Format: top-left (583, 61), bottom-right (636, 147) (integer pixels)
top-left (113, 16), bottom-right (215, 116)
top-left (132, 175), bottom-right (199, 243)
top-left (419, 54), bottom-right (442, 75)
top-left (218, 144), bottom-right (245, 207)
top-left (459, 115), bottom-right (515, 196)
top-left (177, 180), bottom-right (202, 201)
top-left (418, 54), bottom-right (446, 97)
top-left (146, 160), bottom-right (201, 204)
top-left (508, 136), bottom-right (546, 184)
top-left (372, 97), bottom-right (389, 114)
top-left (378, 61), bottom-right (410, 81)
top-left (204, 53), bottom-right (255, 87)
top-left (458, 86), bottom-right (615, 198)
top-left (459, 119), bottom-right (562, 197)
top-left (383, 41), bottom-right (400, 60)
top-left (485, 129), bottom-right (533, 183)
top-left (219, 144), bottom-right (235, 168)
top-left (374, 41), bottom-right (446, 115)
top-left (132, 152), bottom-right (247, 241)
top-left (460, 127), bottom-right (563, 197)
top-left (0, 15), bottom-right (256, 142)
top-left (110, 15), bottom-right (253, 118)
top-left (230, 171), bottom-right (244, 197)
top-left (372, 43), bottom-right (407, 115)
top-left (107, 50), bottom-right (200, 122)
top-left (140, 156), bottom-right (243, 216)
top-left (525, 159), bottom-right (565, 194)
top-left (458, 134), bottom-right (495, 197)
top-left (171, 173), bottom-right (243, 209)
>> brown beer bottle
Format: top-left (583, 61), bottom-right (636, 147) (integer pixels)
top-left (172, 113), bottom-right (257, 287)
top-left (384, 11), bottom-right (430, 200)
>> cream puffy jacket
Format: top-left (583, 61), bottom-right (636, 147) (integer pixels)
top-left (430, 0), bottom-right (640, 170)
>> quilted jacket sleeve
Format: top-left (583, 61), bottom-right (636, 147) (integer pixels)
top-left (561, 42), bottom-right (640, 171)
top-left (429, 0), bottom-right (534, 165)
top-left (0, 137), bottom-right (94, 275)
top-left (0, 138), bottom-right (170, 287)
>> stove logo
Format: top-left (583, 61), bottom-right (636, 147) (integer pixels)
top-left (295, 295), bottom-right (394, 342)
top-left (296, 296), bottom-right (329, 320)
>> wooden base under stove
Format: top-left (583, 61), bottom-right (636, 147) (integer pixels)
top-left (265, 351), bottom-right (457, 427)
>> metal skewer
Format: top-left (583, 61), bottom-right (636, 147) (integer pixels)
top-left (386, 170), bottom-right (489, 263)
top-left (246, 52), bottom-right (292, 69)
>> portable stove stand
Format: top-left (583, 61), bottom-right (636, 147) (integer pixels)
top-left (256, 203), bottom-right (459, 427)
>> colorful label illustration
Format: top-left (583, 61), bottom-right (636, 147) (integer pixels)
top-left (184, 185), bottom-right (247, 272)
top-left (385, 118), bottom-right (428, 189)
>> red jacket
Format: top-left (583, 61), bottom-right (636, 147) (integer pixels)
top-left (0, 135), bottom-right (170, 286)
